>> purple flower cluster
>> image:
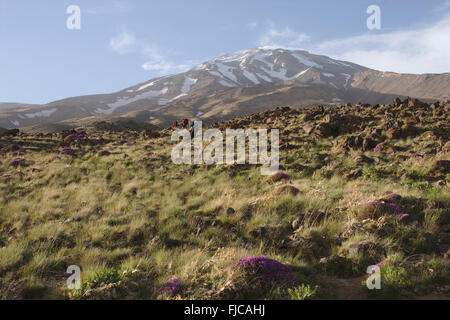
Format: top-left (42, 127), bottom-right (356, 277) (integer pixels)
top-left (61, 148), bottom-right (75, 155)
top-left (370, 259), bottom-right (388, 273)
top-left (67, 134), bottom-right (89, 141)
top-left (11, 159), bottom-right (24, 168)
top-left (235, 256), bottom-right (294, 286)
top-left (285, 184), bottom-right (301, 194)
top-left (159, 277), bottom-right (182, 296)
top-left (373, 144), bottom-right (383, 153)
top-left (277, 172), bottom-right (291, 180)
top-left (100, 150), bottom-right (111, 156)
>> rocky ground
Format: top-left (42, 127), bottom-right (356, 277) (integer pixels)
top-left (0, 97), bottom-right (449, 300)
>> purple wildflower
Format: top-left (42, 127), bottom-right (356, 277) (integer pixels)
top-left (11, 159), bottom-right (23, 168)
top-left (159, 277), bottom-right (182, 296)
top-left (61, 148), bottom-right (75, 155)
top-left (100, 150), bottom-right (111, 156)
top-left (285, 184), bottom-right (301, 194)
top-left (277, 172), bottom-right (291, 180)
top-left (234, 256), bottom-right (295, 286)
top-left (370, 259), bottom-right (388, 273)
top-left (376, 259), bottom-right (388, 268)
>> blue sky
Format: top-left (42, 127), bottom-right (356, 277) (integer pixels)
top-left (1, 0), bottom-right (449, 104)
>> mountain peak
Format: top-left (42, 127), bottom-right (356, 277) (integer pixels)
top-left (1, 48), bottom-right (449, 130)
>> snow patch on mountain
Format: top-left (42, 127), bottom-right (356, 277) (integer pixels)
top-left (341, 73), bottom-right (351, 89)
top-left (181, 76), bottom-right (198, 94)
top-left (241, 69), bottom-right (260, 85)
top-left (25, 108), bottom-right (57, 118)
top-left (99, 87), bottom-right (169, 114)
top-left (291, 52), bottom-right (322, 69)
top-left (137, 81), bottom-right (156, 92)
top-left (216, 63), bottom-right (239, 84)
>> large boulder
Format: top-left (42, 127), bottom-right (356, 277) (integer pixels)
top-left (356, 201), bottom-right (408, 220)
top-left (1, 129), bottom-right (20, 137)
top-left (405, 97), bottom-right (428, 108)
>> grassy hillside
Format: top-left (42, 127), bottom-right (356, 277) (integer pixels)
top-left (0, 98), bottom-right (449, 300)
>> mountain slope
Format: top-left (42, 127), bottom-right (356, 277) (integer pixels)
top-left (1, 48), bottom-right (449, 130)
top-left (1, 99), bottom-right (449, 299)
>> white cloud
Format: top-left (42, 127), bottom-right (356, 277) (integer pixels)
top-left (109, 30), bottom-right (195, 74)
top-left (258, 24), bottom-right (310, 48)
top-left (109, 31), bottom-right (136, 54)
top-left (257, 11), bottom-right (450, 74)
top-left (141, 61), bottom-right (190, 73)
top-left (312, 12), bottom-right (450, 74)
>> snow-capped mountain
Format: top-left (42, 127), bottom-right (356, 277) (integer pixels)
top-left (1, 48), bottom-right (449, 130)
top-left (90, 48), bottom-right (368, 115)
